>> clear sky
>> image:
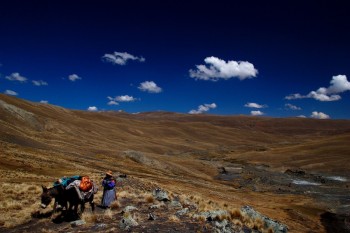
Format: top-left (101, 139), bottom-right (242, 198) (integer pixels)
top-left (1, 0), bottom-right (349, 119)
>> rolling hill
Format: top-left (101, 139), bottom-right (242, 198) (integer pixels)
top-left (1, 94), bottom-right (350, 232)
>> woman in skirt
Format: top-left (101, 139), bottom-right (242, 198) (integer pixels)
top-left (101, 170), bottom-right (116, 208)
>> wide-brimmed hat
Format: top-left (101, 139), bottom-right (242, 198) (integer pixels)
top-left (106, 170), bottom-right (113, 176)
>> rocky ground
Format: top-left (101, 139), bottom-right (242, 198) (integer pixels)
top-left (216, 162), bottom-right (350, 233)
top-left (0, 174), bottom-right (290, 233)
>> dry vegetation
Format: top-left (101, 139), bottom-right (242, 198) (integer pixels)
top-left (1, 94), bottom-right (350, 232)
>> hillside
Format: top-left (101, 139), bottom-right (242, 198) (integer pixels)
top-left (0, 94), bottom-right (350, 232)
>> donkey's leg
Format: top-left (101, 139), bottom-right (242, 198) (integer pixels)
top-left (80, 201), bottom-right (85, 213)
top-left (90, 199), bottom-right (95, 212)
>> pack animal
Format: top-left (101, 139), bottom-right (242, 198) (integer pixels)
top-left (41, 185), bottom-right (95, 215)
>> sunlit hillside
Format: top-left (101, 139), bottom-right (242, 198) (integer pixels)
top-left (1, 94), bottom-right (350, 232)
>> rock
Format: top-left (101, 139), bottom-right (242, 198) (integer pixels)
top-left (149, 204), bottom-right (161, 209)
top-left (219, 167), bottom-right (228, 174)
top-left (70, 220), bottom-right (86, 227)
top-left (214, 219), bottom-right (233, 233)
top-left (176, 208), bottom-right (189, 216)
top-left (123, 205), bottom-right (138, 213)
top-left (93, 223), bottom-right (107, 230)
top-left (152, 188), bottom-right (169, 202)
top-left (241, 206), bottom-right (288, 233)
top-left (148, 212), bottom-right (156, 220)
top-left (119, 214), bottom-right (139, 231)
top-left (0, 100), bottom-right (42, 130)
top-left (285, 169), bottom-right (306, 176)
top-left (170, 200), bottom-right (183, 209)
top-left (194, 210), bottom-right (228, 221)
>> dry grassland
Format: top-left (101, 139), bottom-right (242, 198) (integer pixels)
top-left (1, 94), bottom-right (350, 232)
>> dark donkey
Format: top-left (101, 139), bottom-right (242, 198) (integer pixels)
top-left (41, 185), bottom-right (95, 215)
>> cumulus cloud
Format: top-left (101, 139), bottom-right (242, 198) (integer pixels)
top-left (87, 106), bottom-right (98, 111)
top-left (297, 115), bottom-right (307, 118)
top-left (310, 111), bottom-right (330, 119)
top-left (285, 103), bottom-right (301, 110)
top-left (244, 102), bottom-right (266, 108)
top-left (138, 81), bottom-right (162, 93)
top-left (32, 80), bottom-right (48, 86)
top-left (285, 75), bottom-right (350, 102)
top-left (189, 103), bottom-right (217, 114)
top-left (4, 90), bottom-right (18, 96)
top-left (107, 100), bottom-right (119, 106)
top-left (285, 93), bottom-right (305, 100)
top-left (116, 95), bottom-right (137, 102)
top-left (251, 110), bottom-right (264, 116)
top-left (102, 51), bottom-right (145, 65)
top-left (107, 95), bottom-right (137, 105)
top-left (40, 100), bottom-right (48, 104)
top-left (189, 56), bottom-right (258, 81)
top-left (5, 72), bottom-right (27, 82)
top-left (68, 74), bottom-right (82, 82)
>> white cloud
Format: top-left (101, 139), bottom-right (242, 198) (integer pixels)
top-left (285, 75), bottom-right (350, 102)
top-left (5, 72), bottom-right (27, 82)
top-left (116, 95), bottom-right (137, 102)
top-left (285, 93), bottom-right (305, 100)
top-left (251, 110), bottom-right (264, 116)
top-left (297, 115), bottom-right (307, 118)
top-left (68, 74), bottom-right (82, 82)
top-left (138, 81), bottom-right (162, 93)
top-left (327, 75), bottom-right (350, 94)
top-left (87, 106), bottom-right (98, 111)
top-left (108, 95), bottom-right (137, 104)
top-left (40, 100), bottom-right (48, 104)
top-left (310, 111), bottom-right (330, 119)
top-left (4, 90), bottom-right (18, 96)
top-left (189, 56), bottom-right (258, 81)
top-left (244, 102), bottom-right (266, 108)
top-left (285, 103), bottom-right (301, 110)
top-left (189, 103), bottom-right (217, 114)
top-left (107, 100), bottom-right (119, 106)
top-left (32, 80), bottom-right (48, 86)
top-left (102, 51), bottom-right (145, 65)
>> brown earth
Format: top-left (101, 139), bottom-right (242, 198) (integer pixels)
top-left (0, 94), bottom-right (350, 232)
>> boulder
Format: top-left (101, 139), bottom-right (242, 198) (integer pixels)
top-left (170, 200), bottom-right (183, 209)
top-left (119, 214), bottom-right (139, 231)
top-left (241, 206), bottom-right (288, 233)
top-left (176, 208), bottom-right (189, 216)
top-left (214, 219), bottom-right (233, 233)
top-left (152, 188), bottom-right (169, 202)
top-left (194, 210), bottom-right (228, 221)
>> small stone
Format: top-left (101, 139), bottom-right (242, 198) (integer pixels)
top-left (70, 220), bottom-right (86, 227)
top-left (153, 188), bottom-right (169, 202)
top-left (148, 212), bottom-right (156, 220)
top-left (123, 205), bottom-right (138, 213)
top-left (176, 208), bottom-right (189, 216)
top-left (170, 200), bottom-right (183, 209)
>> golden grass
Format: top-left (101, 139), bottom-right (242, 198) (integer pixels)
top-left (145, 194), bottom-right (155, 203)
top-left (0, 182), bottom-right (42, 228)
top-left (168, 215), bottom-right (180, 222)
top-left (1, 94), bottom-right (349, 232)
top-left (81, 212), bottom-right (99, 225)
top-left (110, 200), bottom-right (121, 210)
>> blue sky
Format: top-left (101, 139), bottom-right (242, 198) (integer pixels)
top-left (1, 1), bottom-right (350, 119)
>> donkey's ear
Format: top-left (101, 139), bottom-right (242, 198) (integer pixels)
top-left (42, 185), bottom-right (48, 192)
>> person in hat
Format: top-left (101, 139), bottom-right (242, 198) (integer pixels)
top-left (100, 170), bottom-right (116, 208)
